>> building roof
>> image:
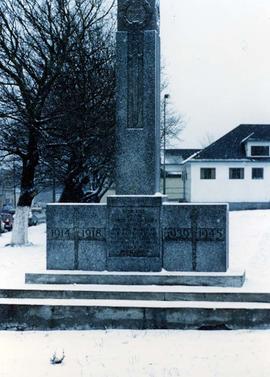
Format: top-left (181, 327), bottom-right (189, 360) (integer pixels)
top-left (193, 124), bottom-right (270, 160)
top-left (165, 149), bottom-right (200, 164)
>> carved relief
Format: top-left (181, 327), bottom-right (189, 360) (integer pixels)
top-left (126, 3), bottom-right (146, 24)
top-left (122, 0), bottom-right (152, 29)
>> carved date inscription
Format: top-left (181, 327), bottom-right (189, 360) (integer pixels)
top-left (48, 227), bottom-right (106, 241)
top-left (163, 228), bottom-right (225, 242)
top-left (108, 207), bottom-right (159, 257)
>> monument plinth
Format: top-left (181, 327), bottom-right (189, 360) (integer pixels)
top-left (45, 0), bottom-right (231, 276)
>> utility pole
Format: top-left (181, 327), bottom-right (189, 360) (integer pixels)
top-left (163, 93), bottom-right (170, 195)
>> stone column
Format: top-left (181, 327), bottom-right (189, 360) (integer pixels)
top-left (116, 0), bottom-right (160, 195)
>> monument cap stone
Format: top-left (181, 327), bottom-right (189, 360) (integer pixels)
top-left (118, 0), bottom-right (160, 32)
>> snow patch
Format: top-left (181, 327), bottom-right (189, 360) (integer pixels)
top-left (11, 206), bottom-right (30, 245)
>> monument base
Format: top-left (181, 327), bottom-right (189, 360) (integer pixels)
top-left (46, 196), bottom-right (229, 273)
top-left (25, 270), bottom-right (245, 288)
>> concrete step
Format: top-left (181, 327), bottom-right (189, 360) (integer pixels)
top-left (0, 297), bottom-right (270, 330)
top-left (0, 286), bottom-right (270, 303)
top-left (25, 270), bottom-right (245, 287)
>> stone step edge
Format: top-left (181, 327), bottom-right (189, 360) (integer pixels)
top-left (26, 269), bottom-right (244, 276)
top-left (25, 270), bottom-right (246, 288)
top-left (0, 285), bottom-right (254, 292)
top-left (2, 288), bottom-right (270, 303)
top-left (0, 297), bottom-right (269, 309)
top-left (1, 299), bottom-right (270, 330)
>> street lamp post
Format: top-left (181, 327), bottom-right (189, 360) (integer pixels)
top-left (163, 93), bottom-right (170, 195)
top-left (52, 157), bottom-right (56, 203)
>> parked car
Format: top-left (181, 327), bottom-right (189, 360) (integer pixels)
top-left (1, 205), bottom-right (15, 215)
top-left (0, 209), bottom-right (39, 231)
top-left (1, 213), bottom-right (14, 231)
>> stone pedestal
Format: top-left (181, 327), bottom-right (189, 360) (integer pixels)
top-left (46, 199), bottom-right (229, 273)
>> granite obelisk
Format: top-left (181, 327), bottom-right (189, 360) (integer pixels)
top-left (116, 0), bottom-right (160, 195)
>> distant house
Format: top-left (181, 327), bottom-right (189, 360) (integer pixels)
top-left (183, 124), bottom-right (270, 210)
top-left (101, 149), bottom-right (200, 202)
top-left (161, 149), bottom-right (200, 201)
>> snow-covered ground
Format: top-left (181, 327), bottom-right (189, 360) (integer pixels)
top-left (0, 210), bottom-right (270, 376)
top-left (1, 329), bottom-right (270, 377)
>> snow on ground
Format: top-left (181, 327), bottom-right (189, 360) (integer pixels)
top-left (229, 209), bottom-right (270, 289)
top-left (1, 329), bottom-right (270, 377)
top-left (0, 210), bottom-right (270, 376)
top-left (0, 223), bottom-right (46, 288)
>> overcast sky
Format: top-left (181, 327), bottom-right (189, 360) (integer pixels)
top-left (160, 0), bottom-right (270, 148)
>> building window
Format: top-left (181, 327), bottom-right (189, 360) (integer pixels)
top-left (252, 168), bottom-right (264, 180)
top-left (229, 168), bottom-right (244, 179)
top-left (251, 146), bottom-right (269, 157)
top-left (200, 168), bottom-right (216, 180)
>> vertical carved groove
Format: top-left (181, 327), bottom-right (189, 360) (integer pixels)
top-left (127, 32), bottom-right (144, 128)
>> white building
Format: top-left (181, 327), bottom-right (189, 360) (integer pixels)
top-left (161, 149), bottom-right (199, 201)
top-left (102, 149), bottom-right (199, 202)
top-left (183, 124), bottom-right (270, 210)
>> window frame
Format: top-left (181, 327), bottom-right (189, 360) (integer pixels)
top-left (229, 168), bottom-right (245, 180)
top-left (250, 145), bottom-right (270, 157)
top-left (200, 168), bottom-right (216, 180)
top-left (252, 167), bottom-right (264, 180)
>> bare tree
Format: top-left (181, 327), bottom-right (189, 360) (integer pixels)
top-left (41, 16), bottom-right (116, 203)
top-left (160, 95), bottom-right (185, 145)
top-left (0, 0), bottom-right (115, 244)
top-left (160, 71), bottom-right (185, 145)
top-left (44, 53), bottom-right (182, 203)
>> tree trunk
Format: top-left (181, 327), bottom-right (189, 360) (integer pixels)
top-left (10, 206), bottom-right (30, 245)
top-left (86, 193), bottom-right (101, 203)
top-left (59, 172), bottom-right (90, 203)
top-left (59, 180), bottom-right (84, 203)
top-left (11, 137), bottom-right (38, 245)
top-left (11, 183), bottom-right (36, 246)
